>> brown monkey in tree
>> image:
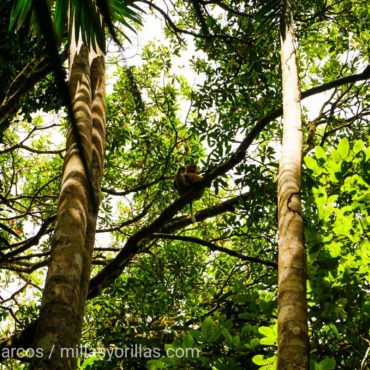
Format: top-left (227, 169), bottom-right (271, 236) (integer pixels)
top-left (174, 164), bottom-right (204, 223)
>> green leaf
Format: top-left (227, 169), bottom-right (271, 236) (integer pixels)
top-left (232, 335), bottom-right (240, 347)
top-left (318, 357), bottom-right (336, 370)
top-left (353, 140), bottom-right (364, 154)
top-left (252, 354), bottom-right (268, 365)
top-left (221, 327), bottom-right (233, 347)
top-left (54, 0), bottom-right (68, 42)
top-left (78, 354), bottom-right (101, 369)
top-left (260, 337), bottom-right (275, 345)
top-left (252, 354), bottom-right (276, 366)
top-left (258, 325), bottom-right (277, 346)
top-left (337, 138), bottom-right (349, 159)
top-left (182, 333), bottom-right (194, 348)
top-left (315, 146), bottom-right (327, 160)
top-left (325, 161), bottom-right (342, 183)
top-left (245, 337), bottom-right (260, 350)
top-left (146, 359), bottom-right (168, 369)
top-left (258, 326), bottom-right (274, 337)
top-left (305, 156), bottom-right (320, 173)
top-left (330, 148), bottom-right (341, 162)
top-left (201, 317), bottom-right (214, 341)
top-left (9, 0), bottom-right (33, 32)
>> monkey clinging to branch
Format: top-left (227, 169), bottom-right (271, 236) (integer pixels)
top-left (174, 164), bottom-right (204, 223)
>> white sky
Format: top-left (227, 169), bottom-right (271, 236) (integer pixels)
top-left (106, 5), bottom-right (206, 92)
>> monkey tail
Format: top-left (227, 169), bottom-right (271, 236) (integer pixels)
top-left (190, 202), bottom-right (196, 223)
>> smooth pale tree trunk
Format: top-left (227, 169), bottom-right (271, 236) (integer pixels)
top-left (277, 0), bottom-right (309, 369)
top-left (31, 42), bottom-right (106, 370)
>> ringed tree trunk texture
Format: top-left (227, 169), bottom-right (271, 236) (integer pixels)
top-left (277, 0), bottom-right (309, 369)
top-left (31, 40), bottom-right (106, 370)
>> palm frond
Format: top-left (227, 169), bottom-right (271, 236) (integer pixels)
top-left (54, 0), bottom-right (68, 42)
top-left (9, 0), bottom-right (33, 31)
top-left (9, 0), bottom-right (143, 52)
top-left (108, 0), bottom-right (143, 42)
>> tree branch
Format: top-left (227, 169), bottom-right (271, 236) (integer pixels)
top-left (0, 216), bottom-right (56, 260)
top-left (301, 65), bottom-right (370, 98)
top-left (138, 0), bottom-right (248, 44)
top-left (153, 233), bottom-right (277, 268)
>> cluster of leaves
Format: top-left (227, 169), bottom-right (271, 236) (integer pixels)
top-left (303, 138), bottom-right (370, 368)
top-left (76, 140), bottom-right (369, 370)
top-left (100, 42), bottom-right (208, 232)
top-left (81, 237), bottom-right (277, 369)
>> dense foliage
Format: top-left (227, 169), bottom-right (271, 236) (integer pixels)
top-left (0, 0), bottom-right (369, 369)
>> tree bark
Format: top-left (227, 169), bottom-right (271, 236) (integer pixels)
top-left (31, 43), bottom-right (105, 369)
top-left (277, 0), bottom-right (309, 369)
top-left (80, 50), bottom-right (106, 302)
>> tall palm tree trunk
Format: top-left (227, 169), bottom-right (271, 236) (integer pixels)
top-left (80, 50), bottom-right (106, 303)
top-left (31, 43), bottom-right (106, 370)
top-left (277, 0), bottom-right (309, 368)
